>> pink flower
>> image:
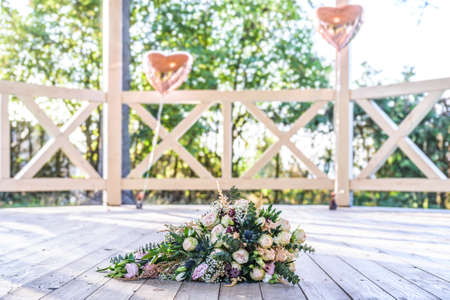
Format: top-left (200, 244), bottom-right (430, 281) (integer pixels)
top-left (192, 263), bottom-right (208, 280)
top-left (264, 262), bottom-right (275, 275)
top-left (124, 263), bottom-right (139, 279)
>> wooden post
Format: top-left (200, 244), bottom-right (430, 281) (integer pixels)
top-left (0, 94), bottom-right (10, 179)
top-left (222, 101), bottom-right (232, 182)
top-left (102, 0), bottom-right (123, 205)
top-left (334, 0), bottom-right (353, 206)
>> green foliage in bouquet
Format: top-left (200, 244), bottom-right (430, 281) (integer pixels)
top-left (97, 186), bottom-right (314, 285)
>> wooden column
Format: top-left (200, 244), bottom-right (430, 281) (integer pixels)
top-left (0, 94), bottom-right (9, 179)
top-left (334, 0), bottom-right (353, 206)
top-left (222, 101), bottom-right (232, 182)
top-left (102, 0), bottom-right (123, 205)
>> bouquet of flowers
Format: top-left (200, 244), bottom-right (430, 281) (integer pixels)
top-left (98, 186), bottom-right (313, 285)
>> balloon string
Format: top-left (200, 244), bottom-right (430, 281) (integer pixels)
top-left (142, 94), bottom-right (164, 194)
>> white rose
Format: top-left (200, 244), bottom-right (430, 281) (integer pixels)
top-left (292, 228), bottom-right (306, 244)
top-left (221, 215), bottom-right (234, 226)
top-left (182, 237), bottom-right (198, 252)
top-left (258, 234), bottom-right (273, 249)
top-left (255, 217), bottom-right (266, 227)
top-left (278, 218), bottom-right (291, 231)
top-left (250, 267), bottom-right (265, 281)
top-left (234, 199), bottom-right (249, 210)
top-left (201, 211), bottom-right (218, 228)
top-left (176, 272), bottom-right (186, 281)
top-left (211, 224), bottom-right (225, 244)
top-left (231, 262), bottom-right (241, 270)
top-left (275, 231), bottom-right (291, 246)
top-left (288, 262), bottom-right (296, 272)
top-left (232, 248), bottom-right (249, 264)
top-left (263, 273), bottom-right (272, 283)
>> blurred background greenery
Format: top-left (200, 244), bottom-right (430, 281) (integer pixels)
top-left (0, 0), bottom-right (448, 208)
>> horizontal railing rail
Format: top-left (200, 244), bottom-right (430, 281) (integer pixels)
top-left (0, 77), bottom-right (449, 198)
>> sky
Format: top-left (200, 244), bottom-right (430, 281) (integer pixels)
top-left (8, 0), bottom-right (450, 85)
top-left (309, 0), bottom-right (450, 86)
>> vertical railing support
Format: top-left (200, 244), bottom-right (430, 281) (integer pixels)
top-left (102, 0), bottom-right (123, 205)
top-left (222, 101), bottom-right (232, 185)
top-left (0, 94), bottom-right (10, 179)
top-left (334, 0), bottom-right (353, 206)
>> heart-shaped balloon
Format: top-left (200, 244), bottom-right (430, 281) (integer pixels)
top-left (316, 5), bottom-right (363, 51)
top-left (143, 51), bottom-right (193, 96)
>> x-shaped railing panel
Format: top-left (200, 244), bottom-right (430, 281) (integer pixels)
top-left (241, 102), bottom-right (329, 179)
top-left (356, 90), bottom-right (446, 179)
top-left (127, 103), bottom-right (214, 179)
top-left (14, 96), bottom-right (100, 179)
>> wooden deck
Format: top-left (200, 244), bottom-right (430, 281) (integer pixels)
top-left (0, 205), bottom-right (449, 300)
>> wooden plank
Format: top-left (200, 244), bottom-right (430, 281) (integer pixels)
top-left (358, 90), bottom-right (444, 179)
top-left (85, 277), bottom-right (144, 300)
top-left (130, 103), bottom-right (213, 179)
top-left (0, 94), bottom-right (10, 179)
top-left (174, 282), bottom-right (220, 300)
top-left (2, 229), bottom-right (148, 300)
top-left (42, 231), bottom-right (162, 300)
top-left (13, 138), bottom-right (62, 179)
top-left (260, 283), bottom-right (306, 300)
top-left (0, 222), bottom-right (105, 266)
top-left (122, 89), bottom-right (335, 104)
top-left (0, 225), bottom-right (116, 297)
top-left (340, 256), bottom-right (438, 300)
top-left (356, 99), bottom-right (446, 179)
top-left (309, 254), bottom-right (394, 299)
top-left (242, 102), bottom-right (326, 179)
top-left (102, 0), bottom-right (123, 205)
top-left (222, 101), bottom-right (232, 179)
top-left (0, 178), bottom-right (105, 191)
top-left (16, 96), bottom-right (100, 179)
top-left (0, 218), bottom-right (89, 256)
top-left (242, 142), bottom-right (283, 179)
top-left (128, 102), bottom-right (212, 178)
top-left (131, 279), bottom-right (181, 300)
top-left (60, 102), bottom-right (99, 136)
top-left (296, 255), bottom-right (349, 300)
top-left (122, 178), bottom-right (334, 190)
top-left (242, 102), bottom-right (327, 179)
top-left (0, 80), bottom-right (105, 102)
top-left (219, 283), bottom-right (262, 300)
top-left (378, 261), bottom-right (450, 300)
top-left (350, 179), bottom-right (450, 192)
top-left (351, 77), bottom-right (450, 99)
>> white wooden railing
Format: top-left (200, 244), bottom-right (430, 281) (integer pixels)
top-left (0, 77), bottom-right (449, 205)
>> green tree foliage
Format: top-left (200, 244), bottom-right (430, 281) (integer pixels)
top-left (0, 0), bottom-right (447, 208)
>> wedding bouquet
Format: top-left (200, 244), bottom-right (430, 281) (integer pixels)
top-left (98, 187), bottom-right (313, 285)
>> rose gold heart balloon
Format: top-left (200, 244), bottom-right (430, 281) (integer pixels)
top-left (317, 5), bottom-right (363, 51)
top-left (143, 51), bottom-right (193, 95)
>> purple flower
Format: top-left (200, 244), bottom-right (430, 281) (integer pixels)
top-left (192, 263), bottom-right (208, 280)
top-left (229, 267), bottom-right (240, 278)
top-left (264, 262), bottom-right (275, 275)
top-left (228, 209), bottom-right (236, 217)
top-left (124, 263), bottom-right (139, 279)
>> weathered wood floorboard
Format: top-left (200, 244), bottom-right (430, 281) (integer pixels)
top-left (0, 205), bottom-right (448, 300)
top-left (3, 229), bottom-right (150, 300)
top-left (219, 283), bottom-right (262, 300)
